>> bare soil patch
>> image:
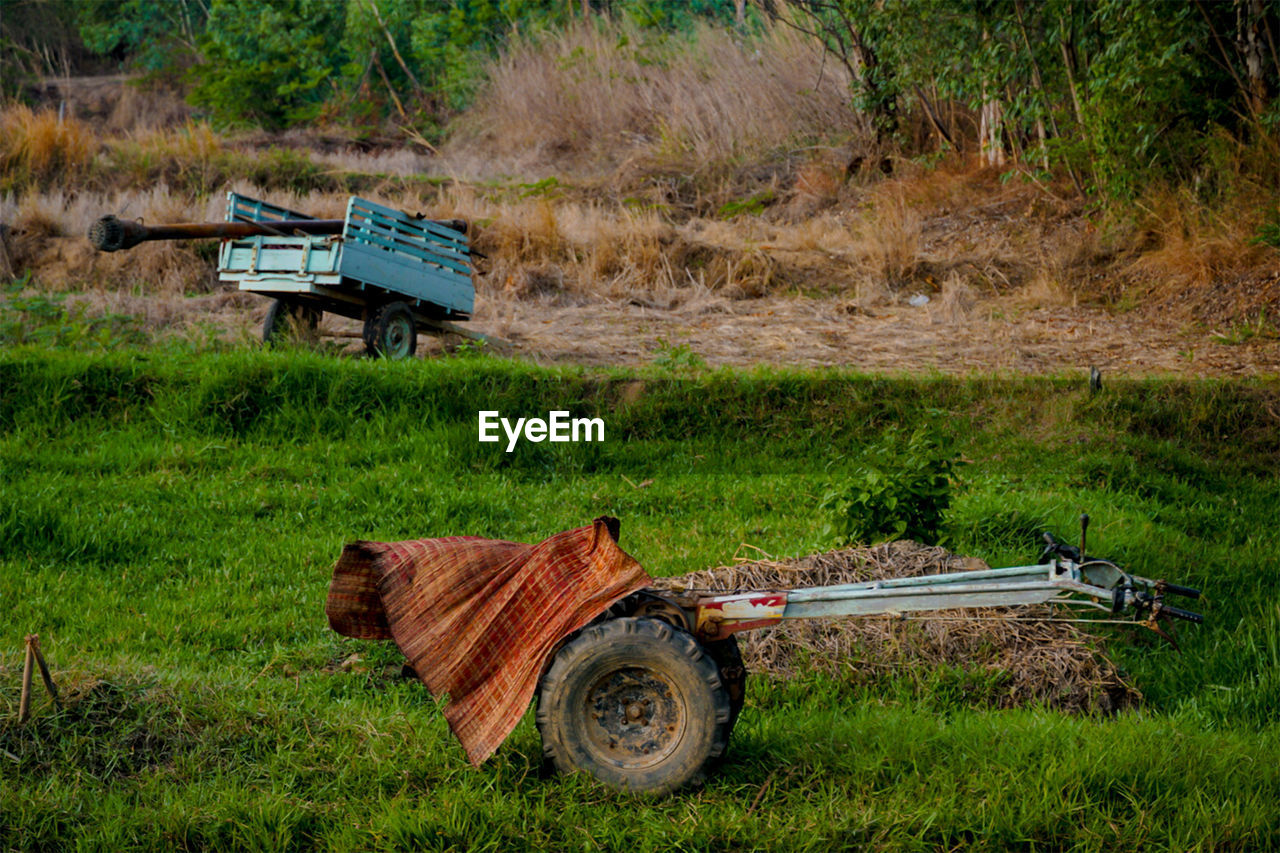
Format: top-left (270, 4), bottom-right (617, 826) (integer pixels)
top-left (480, 293), bottom-right (1280, 377)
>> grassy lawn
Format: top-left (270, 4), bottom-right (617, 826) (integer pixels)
top-left (2, 349), bottom-right (1278, 851)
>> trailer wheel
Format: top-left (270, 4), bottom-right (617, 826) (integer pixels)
top-left (263, 299), bottom-right (319, 346)
top-left (536, 617), bottom-right (732, 794)
top-left (364, 302), bottom-right (417, 359)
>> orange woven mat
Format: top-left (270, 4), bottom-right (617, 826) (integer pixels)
top-left (325, 516), bottom-right (651, 764)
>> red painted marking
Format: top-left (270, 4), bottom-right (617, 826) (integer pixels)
top-left (700, 592), bottom-right (788, 612)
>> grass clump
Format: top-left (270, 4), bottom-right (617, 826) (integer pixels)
top-left (0, 106), bottom-right (96, 192)
top-left (446, 22), bottom-right (858, 178)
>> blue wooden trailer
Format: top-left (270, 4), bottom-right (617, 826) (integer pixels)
top-left (214, 192), bottom-right (477, 358)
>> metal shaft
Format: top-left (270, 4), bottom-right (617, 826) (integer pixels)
top-left (89, 215), bottom-right (346, 252)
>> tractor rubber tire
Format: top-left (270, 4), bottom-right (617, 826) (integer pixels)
top-left (263, 299), bottom-right (320, 346)
top-left (536, 617), bottom-right (733, 794)
top-left (364, 302), bottom-right (417, 359)
top-left (702, 635), bottom-right (747, 733)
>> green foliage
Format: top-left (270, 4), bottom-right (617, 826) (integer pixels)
top-left (1082, 0), bottom-right (1223, 198)
top-left (1252, 207), bottom-right (1280, 250)
top-left (716, 189), bottom-right (775, 219)
top-left (188, 0), bottom-right (347, 130)
top-left (0, 279), bottom-right (147, 349)
top-left (821, 428), bottom-right (960, 546)
top-left (75, 0), bottom-right (208, 74)
top-left (449, 337), bottom-right (491, 358)
top-left (788, 0), bottom-right (1277, 198)
top-left (408, 0), bottom-right (565, 119)
top-left (517, 175), bottom-right (564, 198)
top-left (60, 0), bottom-right (747, 133)
top-left (650, 337), bottom-right (706, 371)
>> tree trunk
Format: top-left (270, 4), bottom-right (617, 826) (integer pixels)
top-left (1237, 0), bottom-right (1270, 116)
top-left (979, 29), bottom-right (1004, 167)
top-left (914, 83), bottom-right (956, 150)
top-left (980, 97), bottom-right (1005, 167)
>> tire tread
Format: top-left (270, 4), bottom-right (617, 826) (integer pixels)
top-left (536, 617), bottom-right (732, 794)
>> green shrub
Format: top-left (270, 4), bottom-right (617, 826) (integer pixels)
top-left (821, 428), bottom-right (960, 546)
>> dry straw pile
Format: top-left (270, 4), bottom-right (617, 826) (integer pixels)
top-left (655, 541), bottom-right (1138, 713)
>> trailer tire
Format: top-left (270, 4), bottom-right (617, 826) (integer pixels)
top-left (536, 617), bottom-right (732, 794)
top-left (364, 302), bottom-right (417, 359)
top-left (263, 299), bottom-right (319, 346)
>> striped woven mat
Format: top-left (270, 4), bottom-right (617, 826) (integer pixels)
top-left (325, 516), bottom-right (651, 764)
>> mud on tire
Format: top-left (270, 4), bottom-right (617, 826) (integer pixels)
top-left (536, 617), bottom-right (733, 794)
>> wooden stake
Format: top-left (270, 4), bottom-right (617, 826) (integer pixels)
top-left (18, 636), bottom-right (34, 724)
top-left (30, 635), bottom-right (60, 708)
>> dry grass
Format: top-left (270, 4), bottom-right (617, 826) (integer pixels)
top-left (1087, 181), bottom-right (1280, 326)
top-left (107, 121), bottom-right (225, 188)
top-left (928, 272), bottom-right (977, 324)
top-left (4, 188), bottom-right (219, 294)
top-left (849, 188), bottom-right (922, 292)
top-left (444, 22), bottom-right (860, 178)
top-left (0, 105), bottom-right (96, 187)
top-left (655, 540), bottom-right (1138, 713)
top-left (458, 200), bottom-right (808, 301)
top-left (311, 147), bottom-right (431, 177)
top-left (1126, 187), bottom-right (1270, 292)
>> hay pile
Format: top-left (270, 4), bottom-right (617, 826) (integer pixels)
top-left (654, 541), bottom-right (1138, 713)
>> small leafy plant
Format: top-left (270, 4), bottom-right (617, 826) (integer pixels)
top-left (716, 189), bottom-right (775, 219)
top-left (651, 337), bottom-right (705, 370)
top-left (449, 337), bottom-right (490, 358)
top-left (821, 428), bottom-right (962, 546)
top-left (0, 277), bottom-right (147, 348)
top-left (1210, 309), bottom-right (1278, 345)
top-left (1250, 207), bottom-right (1280, 250)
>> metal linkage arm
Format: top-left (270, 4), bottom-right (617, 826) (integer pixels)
top-left (691, 558), bottom-right (1202, 641)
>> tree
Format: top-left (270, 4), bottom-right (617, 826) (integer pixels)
top-left (188, 0), bottom-right (347, 129)
top-left (76, 0), bottom-right (209, 73)
top-left (778, 0), bottom-right (902, 139)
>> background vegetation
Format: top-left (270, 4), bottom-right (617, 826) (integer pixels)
top-left (6, 0), bottom-right (1280, 194)
top-left (3, 0), bottom-right (1278, 341)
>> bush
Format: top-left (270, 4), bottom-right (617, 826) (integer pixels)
top-left (821, 428), bottom-right (960, 546)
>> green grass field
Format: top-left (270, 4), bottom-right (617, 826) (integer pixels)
top-left (2, 348), bottom-right (1278, 851)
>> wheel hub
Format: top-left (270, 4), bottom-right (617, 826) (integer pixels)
top-left (385, 317), bottom-right (411, 357)
top-left (583, 666), bottom-right (684, 768)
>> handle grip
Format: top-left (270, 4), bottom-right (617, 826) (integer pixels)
top-left (1160, 604), bottom-right (1204, 624)
top-left (1161, 582), bottom-right (1201, 600)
